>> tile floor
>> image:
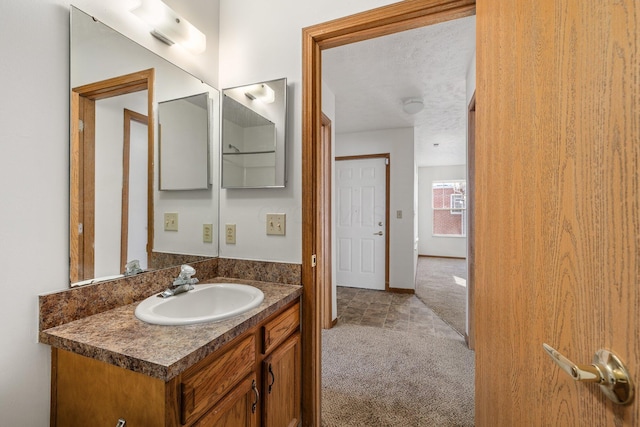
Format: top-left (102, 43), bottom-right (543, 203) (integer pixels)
top-left (336, 286), bottom-right (463, 341)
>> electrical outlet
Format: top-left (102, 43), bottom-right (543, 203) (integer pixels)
top-left (164, 213), bottom-right (178, 231)
top-left (396, 210), bottom-right (403, 219)
top-left (225, 224), bottom-right (236, 244)
top-left (203, 224), bottom-right (213, 243)
top-left (266, 214), bottom-right (286, 235)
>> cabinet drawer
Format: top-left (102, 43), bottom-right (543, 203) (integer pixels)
top-left (262, 303), bottom-right (299, 354)
top-left (181, 335), bottom-right (256, 425)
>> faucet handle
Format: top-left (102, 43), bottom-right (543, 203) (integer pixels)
top-left (179, 264), bottom-right (196, 279)
top-left (124, 259), bottom-right (143, 276)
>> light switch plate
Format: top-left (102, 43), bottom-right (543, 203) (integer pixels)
top-left (266, 213), bottom-right (286, 235)
top-left (164, 213), bottom-right (178, 231)
top-left (225, 224), bottom-right (236, 244)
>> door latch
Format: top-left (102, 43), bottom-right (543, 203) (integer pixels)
top-left (543, 343), bottom-right (634, 405)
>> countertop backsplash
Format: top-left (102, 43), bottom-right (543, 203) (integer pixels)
top-left (39, 257), bottom-right (301, 332)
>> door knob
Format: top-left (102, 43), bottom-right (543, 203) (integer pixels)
top-left (373, 231), bottom-right (383, 236)
top-left (543, 343), bottom-right (634, 405)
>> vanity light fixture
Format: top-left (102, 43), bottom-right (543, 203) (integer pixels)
top-left (131, 0), bottom-right (206, 54)
top-left (402, 98), bottom-right (424, 115)
top-left (245, 84), bottom-right (275, 104)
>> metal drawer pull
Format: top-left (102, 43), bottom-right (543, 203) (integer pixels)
top-left (543, 343), bottom-right (634, 405)
top-left (251, 379), bottom-right (259, 413)
top-left (268, 363), bottom-right (275, 393)
top-left (116, 420), bottom-right (126, 427)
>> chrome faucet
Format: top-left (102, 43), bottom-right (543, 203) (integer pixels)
top-left (158, 264), bottom-right (199, 298)
top-left (123, 259), bottom-right (143, 276)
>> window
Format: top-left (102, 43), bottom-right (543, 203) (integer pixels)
top-left (432, 181), bottom-right (466, 236)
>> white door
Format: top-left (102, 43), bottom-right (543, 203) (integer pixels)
top-left (336, 157), bottom-right (386, 290)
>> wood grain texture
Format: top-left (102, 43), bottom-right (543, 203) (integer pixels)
top-left (191, 374), bottom-right (257, 427)
top-left (262, 333), bottom-right (301, 427)
top-left (320, 113), bottom-right (334, 329)
top-left (263, 303), bottom-right (300, 354)
top-left (54, 349), bottom-right (166, 427)
top-left (181, 335), bottom-right (256, 425)
top-left (475, 0), bottom-right (638, 425)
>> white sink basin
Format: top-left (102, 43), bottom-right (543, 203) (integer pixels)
top-left (135, 283), bottom-right (264, 326)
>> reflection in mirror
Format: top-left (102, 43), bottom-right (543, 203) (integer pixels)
top-left (159, 93), bottom-right (211, 190)
top-left (222, 78), bottom-right (287, 188)
top-left (70, 69), bottom-right (154, 284)
top-left (70, 7), bottom-right (219, 286)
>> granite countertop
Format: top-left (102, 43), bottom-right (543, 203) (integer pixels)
top-left (40, 278), bottom-right (302, 381)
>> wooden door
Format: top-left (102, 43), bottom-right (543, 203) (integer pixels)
top-left (262, 333), bottom-right (301, 427)
top-left (335, 157), bottom-right (387, 290)
top-left (475, 1), bottom-right (639, 425)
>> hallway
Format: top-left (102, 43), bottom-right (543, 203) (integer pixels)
top-left (415, 256), bottom-right (467, 336)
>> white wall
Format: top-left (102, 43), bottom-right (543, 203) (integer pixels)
top-left (0, 1), bottom-right (219, 425)
top-left (466, 51), bottom-right (476, 104)
top-left (94, 92), bottom-right (147, 276)
top-left (417, 165), bottom-right (467, 258)
top-left (336, 128), bottom-right (417, 290)
top-left (218, 0), bottom-right (399, 264)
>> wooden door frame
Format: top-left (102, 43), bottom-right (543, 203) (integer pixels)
top-left (120, 109), bottom-right (150, 273)
top-left (466, 93), bottom-right (475, 350)
top-left (70, 68), bottom-right (155, 283)
top-left (320, 113), bottom-right (334, 329)
top-left (335, 154), bottom-right (391, 292)
top-left (301, 1), bottom-right (476, 424)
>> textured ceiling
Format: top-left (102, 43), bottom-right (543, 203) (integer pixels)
top-left (322, 16), bottom-right (476, 167)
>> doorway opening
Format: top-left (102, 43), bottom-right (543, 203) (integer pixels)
top-left (301, 1), bottom-right (476, 424)
top-left (70, 68), bottom-right (154, 283)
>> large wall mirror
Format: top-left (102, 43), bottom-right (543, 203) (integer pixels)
top-left (221, 78), bottom-right (287, 188)
top-left (70, 6), bottom-right (220, 286)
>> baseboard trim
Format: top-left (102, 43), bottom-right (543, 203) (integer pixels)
top-left (388, 287), bottom-right (415, 294)
top-left (418, 254), bottom-right (466, 260)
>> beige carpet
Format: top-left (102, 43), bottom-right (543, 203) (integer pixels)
top-left (322, 322), bottom-right (474, 426)
top-left (414, 257), bottom-right (467, 337)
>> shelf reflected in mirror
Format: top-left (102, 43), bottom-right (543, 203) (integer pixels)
top-left (221, 78), bottom-right (287, 189)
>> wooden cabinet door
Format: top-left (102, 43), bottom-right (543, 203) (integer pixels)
top-left (192, 374), bottom-right (258, 427)
top-left (262, 333), bottom-right (301, 427)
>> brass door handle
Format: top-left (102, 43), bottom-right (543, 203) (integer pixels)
top-left (543, 343), bottom-right (634, 404)
top-left (373, 231), bottom-right (383, 236)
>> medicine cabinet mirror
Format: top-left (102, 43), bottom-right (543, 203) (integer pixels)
top-left (159, 93), bottom-right (211, 190)
top-left (70, 6), bottom-right (220, 287)
top-left (221, 78), bottom-right (287, 188)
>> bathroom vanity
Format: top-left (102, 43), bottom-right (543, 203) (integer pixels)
top-left (41, 279), bottom-right (301, 427)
